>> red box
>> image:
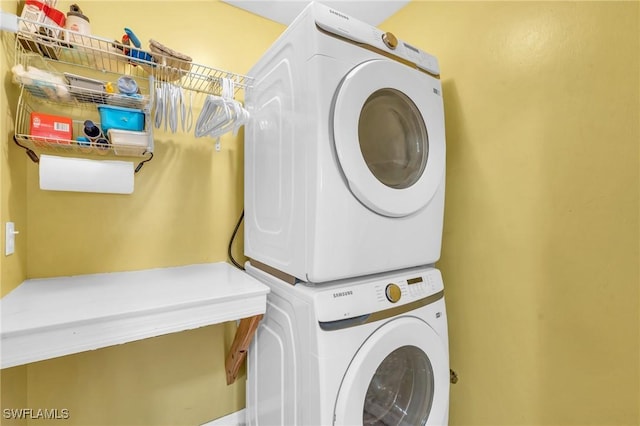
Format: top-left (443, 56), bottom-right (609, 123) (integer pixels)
top-left (30, 112), bottom-right (73, 143)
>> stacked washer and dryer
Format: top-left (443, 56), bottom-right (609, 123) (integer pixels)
top-left (243, 3), bottom-right (449, 425)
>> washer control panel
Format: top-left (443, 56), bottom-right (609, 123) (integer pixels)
top-left (313, 266), bottom-right (444, 323)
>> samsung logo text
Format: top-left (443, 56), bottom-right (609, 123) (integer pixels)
top-left (329, 9), bottom-right (349, 20)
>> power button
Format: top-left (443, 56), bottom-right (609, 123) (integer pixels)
top-left (385, 283), bottom-right (401, 303)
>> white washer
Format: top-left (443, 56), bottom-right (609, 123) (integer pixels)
top-left (246, 262), bottom-right (450, 426)
top-left (244, 2), bottom-right (446, 283)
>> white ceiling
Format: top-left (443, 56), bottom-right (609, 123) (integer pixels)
top-left (221, 1), bottom-right (410, 26)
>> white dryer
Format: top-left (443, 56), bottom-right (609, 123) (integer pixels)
top-left (244, 2), bottom-right (446, 283)
top-left (245, 262), bottom-right (450, 426)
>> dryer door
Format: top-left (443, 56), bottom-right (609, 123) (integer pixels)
top-left (332, 59), bottom-right (445, 217)
top-left (333, 317), bottom-right (449, 426)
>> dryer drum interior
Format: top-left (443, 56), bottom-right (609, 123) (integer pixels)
top-left (358, 89), bottom-right (429, 190)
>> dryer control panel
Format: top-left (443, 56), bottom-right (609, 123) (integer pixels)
top-left (312, 2), bottom-right (440, 76)
top-left (311, 266), bottom-right (444, 323)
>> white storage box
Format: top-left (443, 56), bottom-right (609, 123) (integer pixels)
top-left (107, 129), bottom-right (149, 156)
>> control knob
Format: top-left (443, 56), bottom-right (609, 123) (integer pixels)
top-left (385, 283), bottom-right (401, 303)
top-left (382, 32), bottom-right (398, 50)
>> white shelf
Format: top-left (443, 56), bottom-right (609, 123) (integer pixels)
top-left (0, 262), bottom-right (269, 369)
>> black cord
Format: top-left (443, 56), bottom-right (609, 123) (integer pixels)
top-left (228, 209), bottom-right (245, 270)
top-left (13, 135), bottom-right (39, 163)
top-left (135, 152), bottom-right (154, 173)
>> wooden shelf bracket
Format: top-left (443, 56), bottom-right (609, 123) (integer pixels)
top-left (225, 314), bottom-right (264, 385)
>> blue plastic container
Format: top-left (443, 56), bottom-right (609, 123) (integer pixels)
top-left (97, 105), bottom-right (145, 134)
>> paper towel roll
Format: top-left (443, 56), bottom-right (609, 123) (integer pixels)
top-left (39, 155), bottom-right (134, 194)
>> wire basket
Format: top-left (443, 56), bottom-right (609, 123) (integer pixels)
top-left (143, 39), bottom-right (193, 82)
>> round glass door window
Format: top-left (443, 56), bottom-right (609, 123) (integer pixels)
top-left (358, 89), bottom-right (429, 189)
top-left (363, 345), bottom-right (434, 426)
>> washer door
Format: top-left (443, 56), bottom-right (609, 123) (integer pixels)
top-left (333, 317), bottom-right (449, 426)
top-left (332, 60), bottom-right (445, 218)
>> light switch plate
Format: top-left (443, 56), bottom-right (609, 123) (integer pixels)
top-left (5, 222), bottom-right (15, 256)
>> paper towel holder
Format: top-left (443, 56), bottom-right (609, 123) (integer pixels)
top-left (13, 135), bottom-right (154, 173)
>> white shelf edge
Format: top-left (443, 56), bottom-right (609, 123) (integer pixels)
top-left (201, 409), bottom-right (246, 426)
top-left (0, 262), bottom-right (269, 369)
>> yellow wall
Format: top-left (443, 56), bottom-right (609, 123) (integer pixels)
top-left (1, 1), bottom-right (28, 425)
top-left (1, 0), bottom-right (27, 297)
top-left (0, 366), bottom-right (27, 426)
top-left (26, 0), bottom-right (284, 279)
top-left (1, 1), bottom-right (284, 424)
top-left (384, 1), bottom-right (639, 425)
top-left (25, 322), bottom-right (242, 426)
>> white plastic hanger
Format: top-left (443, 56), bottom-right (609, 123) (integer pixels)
top-left (184, 91), bottom-right (193, 132)
top-left (154, 82), bottom-right (163, 129)
top-left (168, 83), bottom-right (179, 134)
top-left (194, 78), bottom-right (250, 151)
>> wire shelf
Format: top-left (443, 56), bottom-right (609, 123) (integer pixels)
top-left (8, 14), bottom-right (251, 167)
top-left (16, 24), bottom-right (147, 78)
top-left (13, 133), bottom-right (152, 158)
top-left (13, 74), bottom-right (151, 110)
top-left (14, 17), bottom-right (253, 97)
top-left (14, 87), bottom-right (153, 159)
